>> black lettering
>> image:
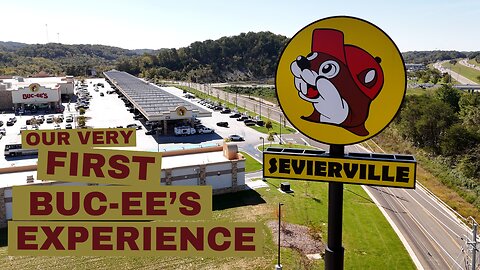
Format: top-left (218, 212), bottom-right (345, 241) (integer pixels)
top-left (368, 164), bottom-right (380, 180)
top-left (291, 159), bottom-right (306, 175)
top-left (306, 160), bottom-right (313, 176)
top-left (382, 166), bottom-right (394, 181)
top-left (396, 167), bottom-right (410, 183)
top-left (268, 158), bottom-right (277, 174)
top-left (359, 164), bottom-right (367, 179)
top-left (314, 161), bottom-right (327, 176)
top-left (328, 162), bottom-right (342, 178)
top-left (343, 163), bottom-right (358, 179)
top-left (279, 158), bottom-right (290, 174)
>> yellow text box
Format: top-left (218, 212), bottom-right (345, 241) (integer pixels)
top-left (8, 221), bottom-right (263, 257)
top-left (37, 148), bottom-right (162, 186)
top-left (12, 186), bottom-right (212, 221)
top-left (21, 128), bottom-right (136, 149)
top-left (264, 151), bottom-right (416, 188)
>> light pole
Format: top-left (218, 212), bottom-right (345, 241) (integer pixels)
top-left (276, 203), bottom-right (284, 270)
top-left (279, 114), bottom-right (283, 145)
top-left (260, 137), bottom-right (265, 151)
top-left (259, 99), bottom-right (262, 119)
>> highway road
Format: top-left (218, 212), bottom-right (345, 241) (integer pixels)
top-left (433, 61), bottom-right (478, 85)
top-left (281, 136), bottom-right (477, 269)
top-left (181, 81), bottom-right (478, 269)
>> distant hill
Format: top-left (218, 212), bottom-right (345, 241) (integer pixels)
top-left (0, 41), bottom-right (27, 51)
top-left (1, 36), bottom-right (478, 81)
top-left (402, 51), bottom-right (468, 64)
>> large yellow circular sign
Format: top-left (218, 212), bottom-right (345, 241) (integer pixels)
top-left (276, 16), bottom-right (405, 145)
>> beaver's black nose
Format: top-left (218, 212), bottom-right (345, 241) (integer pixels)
top-left (296, 56), bottom-right (310, 70)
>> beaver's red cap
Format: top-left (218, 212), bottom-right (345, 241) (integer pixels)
top-left (311, 29), bottom-right (384, 100)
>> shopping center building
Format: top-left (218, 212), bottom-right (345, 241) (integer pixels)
top-left (0, 75), bottom-right (75, 112)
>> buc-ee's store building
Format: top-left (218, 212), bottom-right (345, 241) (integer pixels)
top-left (0, 76), bottom-right (74, 112)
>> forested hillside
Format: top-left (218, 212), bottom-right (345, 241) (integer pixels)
top-left (1, 34), bottom-right (479, 81)
top-left (386, 85), bottom-right (480, 208)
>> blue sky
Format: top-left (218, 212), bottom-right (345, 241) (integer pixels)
top-left (1, 0), bottom-right (478, 52)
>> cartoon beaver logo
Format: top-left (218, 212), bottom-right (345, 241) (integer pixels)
top-left (290, 29), bottom-right (384, 136)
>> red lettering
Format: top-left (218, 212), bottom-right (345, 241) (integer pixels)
top-left (105, 131), bottom-right (119, 144)
top-left (82, 153), bottom-right (105, 177)
top-left (119, 130), bottom-right (133, 144)
top-left (155, 227), bottom-right (176, 250)
top-left (68, 226), bottom-right (88, 250)
top-left (57, 132), bottom-right (70, 145)
top-left (208, 227), bottom-right (230, 251)
top-left (92, 131), bottom-right (103, 144)
top-left (146, 192), bottom-right (167, 216)
top-left (117, 227), bottom-right (140, 250)
top-left (92, 227), bottom-right (113, 250)
top-left (42, 132), bottom-right (56, 145)
top-left (40, 226), bottom-right (65, 250)
top-left (122, 192), bottom-right (142, 215)
top-left (131, 156), bottom-right (156, 180)
top-left (108, 155), bottom-right (129, 179)
top-left (56, 192), bottom-right (80, 216)
top-left (179, 192), bottom-right (201, 216)
top-left (46, 151), bottom-right (67, 175)
top-left (17, 226), bottom-right (38, 250)
top-left (30, 192), bottom-right (53, 215)
top-left (84, 192), bottom-right (107, 216)
top-left (180, 227), bottom-right (204, 251)
top-left (70, 152), bottom-right (79, 176)
top-left (143, 227), bottom-right (151, 250)
top-left (25, 132), bottom-right (40, 146)
top-left (235, 227), bottom-right (255, 251)
top-left (77, 131), bottom-right (90, 144)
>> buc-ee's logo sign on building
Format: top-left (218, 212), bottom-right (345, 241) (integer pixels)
top-left (276, 16), bottom-right (406, 145)
top-left (23, 83), bottom-right (48, 99)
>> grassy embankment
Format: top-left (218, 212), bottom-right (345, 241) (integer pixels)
top-left (442, 62), bottom-right (480, 83)
top-left (366, 127), bottom-right (480, 220)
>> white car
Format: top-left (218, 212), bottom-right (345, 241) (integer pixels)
top-left (0, 127), bottom-right (6, 135)
top-left (53, 124), bottom-right (61, 130)
top-left (197, 126), bottom-right (214, 134)
top-left (19, 125), bottom-right (28, 134)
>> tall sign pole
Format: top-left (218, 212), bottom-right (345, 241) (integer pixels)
top-left (325, 145), bottom-right (345, 269)
top-left (271, 16), bottom-right (409, 269)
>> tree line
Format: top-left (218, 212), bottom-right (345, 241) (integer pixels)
top-left (394, 85), bottom-right (480, 206)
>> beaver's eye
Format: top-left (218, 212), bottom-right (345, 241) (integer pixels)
top-left (319, 60), bottom-right (339, 78)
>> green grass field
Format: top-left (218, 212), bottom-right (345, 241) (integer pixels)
top-left (241, 151), bottom-right (262, 172)
top-left (0, 180), bottom-right (415, 270)
top-left (442, 62), bottom-right (480, 83)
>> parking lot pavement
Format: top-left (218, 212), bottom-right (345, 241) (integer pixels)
top-left (0, 79), bottom-right (279, 167)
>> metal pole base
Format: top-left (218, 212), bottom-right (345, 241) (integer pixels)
top-left (325, 246), bottom-right (344, 270)
top-left (275, 264), bottom-right (282, 270)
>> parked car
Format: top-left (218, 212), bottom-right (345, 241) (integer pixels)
top-left (256, 120), bottom-right (265, 126)
top-left (145, 129), bottom-right (156, 135)
top-left (174, 126), bottom-right (196, 136)
top-left (100, 92), bottom-right (104, 97)
top-left (197, 126), bottom-right (214, 134)
top-left (0, 120), bottom-right (3, 127)
top-left (126, 124), bottom-right (142, 130)
top-left (53, 124), bottom-right (61, 130)
top-left (220, 108), bottom-right (231, 114)
top-left (6, 120), bottom-right (15, 126)
top-left (229, 113), bottom-right (241, 118)
top-left (244, 120), bottom-right (256, 126)
top-left (237, 116), bottom-right (249, 121)
top-left (216, 122), bottom-right (229, 127)
top-left (66, 116), bottom-right (74, 122)
top-left (0, 128), bottom-right (6, 135)
top-left (228, 135), bottom-right (244, 141)
top-left (65, 124), bottom-right (72, 129)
